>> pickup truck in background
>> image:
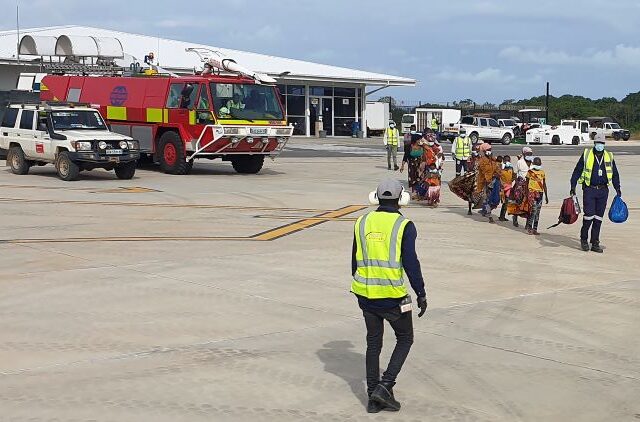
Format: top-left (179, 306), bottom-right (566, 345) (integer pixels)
top-left (587, 117), bottom-right (630, 141)
top-left (459, 115), bottom-right (514, 145)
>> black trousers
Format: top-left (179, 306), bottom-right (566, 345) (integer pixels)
top-left (362, 307), bottom-right (414, 395)
top-left (581, 186), bottom-right (609, 244)
top-left (455, 159), bottom-right (469, 175)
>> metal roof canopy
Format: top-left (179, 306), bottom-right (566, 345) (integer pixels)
top-left (19, 35), bottom-right (57, 56)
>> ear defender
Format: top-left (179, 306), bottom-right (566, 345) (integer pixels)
top-left (368, 191), bottom-right (379, 205)
top-left (399, 191), bottom-right (410, 206)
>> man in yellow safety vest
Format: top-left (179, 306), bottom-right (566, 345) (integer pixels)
top-left (351, 179), bottom-right (428, 413)
top-left (383, 122), bottom-right (400, 170)
top-left (570, 138), bottom-right (622, 252)
top-left (451, 128), bottom-right (473, 176)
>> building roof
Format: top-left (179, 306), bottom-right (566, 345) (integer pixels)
top-left (0, 25), bottom-right (416, 87)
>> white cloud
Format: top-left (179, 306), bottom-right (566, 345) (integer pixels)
top-left (499, 45), bottom-right (640, 67)
top-left (436, 68), bottom-right (515, 83)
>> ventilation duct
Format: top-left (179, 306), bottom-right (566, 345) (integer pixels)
top-left (18, 35), bottom-right (57, 56)
top-left (54, 35), bottom-right (123, 58)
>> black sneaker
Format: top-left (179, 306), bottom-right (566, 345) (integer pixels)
top-left (367, 399), bottom-right (384, 413)
top-left (371, 384), bottom-right (401, 411)
top-left (394, 165), bottom-right (399, 171)
top-left (581, 240), bottom-right (590, 251)
top-left (591, 243), bottom-right (604, 253)
top-left (388, 165), bottom-right (391, 170)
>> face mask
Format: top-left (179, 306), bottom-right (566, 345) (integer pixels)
top-left (485, 151), bottom-right (492, 156)
top-left (594, 143), bottom-right (605, 152)
top-left (531, 165), bottom-right (542, 170)
top-left (524, 156), bottom-right (533, 162)
top-left (427, 142), bottom-right (435, 146)
top-left (390, 125), bottom-right (395, 128)
top-left (505, 162), bottom-right (512, 168)
top-left (410, 130), bottom-right (417, 135)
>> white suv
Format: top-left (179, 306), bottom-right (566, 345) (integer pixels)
top-left (459, 116), bottom-right (514, 145)
top-left (0, 104), bottom-right (140, 181)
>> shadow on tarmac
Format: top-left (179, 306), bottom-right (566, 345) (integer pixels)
top-left (440, 205), bottom-right (585, 251)
top-left (316, 340), bottom-right (368, 407)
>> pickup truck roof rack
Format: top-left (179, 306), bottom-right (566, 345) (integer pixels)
top-left (8, 101), bottom-right (93, 109)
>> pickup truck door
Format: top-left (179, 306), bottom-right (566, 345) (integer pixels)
top-left (478, 118), bottom-right (488, 139)
top-left (488, 119), bottom-right (501, 139)
top-left (15, 110), bottom-right (36, 158)
top-left (33, 117), bottom-right (53, 159)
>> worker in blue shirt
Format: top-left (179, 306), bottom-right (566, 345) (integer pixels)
top-left (570, 138), bottom-right (621, 253)
top-left (351, 179), bottom-right (427, 413)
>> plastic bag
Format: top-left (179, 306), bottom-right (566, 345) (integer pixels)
top-left (608, 195), bottom-right (628, 223)
top-left (488, 177), bottom-right (501, 208)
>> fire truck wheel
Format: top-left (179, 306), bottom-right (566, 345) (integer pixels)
top-left (231, 155), bottom-right (265, 174)
top-left (115, 162), bottom-right (137, 180)
top-left (8, 146), bottom-right (31, 175)
top-left (158, 131), bottom-right (189, 175)
top-left (56, 151), bottom-right (80, 181)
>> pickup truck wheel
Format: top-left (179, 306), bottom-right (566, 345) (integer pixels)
top-left (469, 132), bottom-right (479, 143)
top-left (114, 161), bottom-right (137, 179)
top-left (56, 151), bottom-right (80, 181)
top-left (623, 134), bottom-right (630, 141)
top-left (158, 131), bottom-right (189, 175)
top-left (231, 155), bottom-right (265, 174)
top-left (572, 136), bottom-right (580, 145)
top-left (551, 135), bottom-right (560, 145)
top-left (613, 132), bottom-right (621, 141)
top-left (8, 146), bottom-right (30, 175)
top-left (501, 133), bottom-right (512, 145)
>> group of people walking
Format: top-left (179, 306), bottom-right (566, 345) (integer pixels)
top-left (385, 124), bottom-right (445, 207)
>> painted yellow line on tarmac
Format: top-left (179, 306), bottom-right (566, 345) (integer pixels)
top-left (1, 205), bottom-right (366, 244)
top-left (0, 184), bottom-right (159, 193)
top-left (254, 214), bottom-right (358, 222)
top-left (252, 205), bottom-right (366, 241)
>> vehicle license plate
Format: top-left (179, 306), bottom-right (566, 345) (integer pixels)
top-left (106, 149), bottom-right (123, 155)
top-left (250, 128), bottom-right (268, 135)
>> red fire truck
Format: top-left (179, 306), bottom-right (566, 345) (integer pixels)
top-left (39, 52), bottom-right (292, 175)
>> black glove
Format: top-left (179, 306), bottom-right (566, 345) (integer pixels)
top-left (616, 189), bottom-right (622, 197)
top-left (570, 188), bottom-right (576, 196)
top-left (417, 296), bottom-right (428, 318)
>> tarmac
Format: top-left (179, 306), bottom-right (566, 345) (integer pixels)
top-left (1, 138), bottom-right (639, 421)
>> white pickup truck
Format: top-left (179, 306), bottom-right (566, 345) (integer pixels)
top-left (459, 115), bottom-right (514, 145)
top-left (1, 104), bottom-right (140, 181)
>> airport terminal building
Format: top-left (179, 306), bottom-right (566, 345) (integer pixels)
top-left (0, 26), bottom-right (415, 136)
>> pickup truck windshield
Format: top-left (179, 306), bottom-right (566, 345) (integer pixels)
top-left (211, 83), bottom-right (284, 120)
top-left (609, 123), bottom-right (621, 129)
top-left (501, 119), bottom-right (515, 126)
top-left (51, 111), bottom-right (107, 130)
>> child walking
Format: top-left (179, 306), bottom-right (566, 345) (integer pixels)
top-left (525, 157), bottom-right (549, 235)
top-left (499, 155), bottom-right (515, 221)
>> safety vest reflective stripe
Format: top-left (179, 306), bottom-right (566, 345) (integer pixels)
top-left (579, 149), bottom-right (614, 185)
top-left (386, 128), bottom-right (399, 146)
top-left (455, 137), bottom-right (471, 157)
top-left (351, 212), bottom-right (409, 299)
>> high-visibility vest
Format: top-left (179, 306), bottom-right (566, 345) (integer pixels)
top-left (578, 149), bottom-right (613, 186)
top-left (351, 211), bottom-right (409, 299)
top-left (431, 118), bottom-right (438, 130)
top-left (386, 128), bottom-right (399, 146)
top-left (227, 100), bottom-right (243, 109)
top-left (454, 136), bottom-right (472, 158)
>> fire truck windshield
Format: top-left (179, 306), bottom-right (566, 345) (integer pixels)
top-left (211, 83), bottom-right (284, 121)
top-left (51, 111), bottom-right (107, 131)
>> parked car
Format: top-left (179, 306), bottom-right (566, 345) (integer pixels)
top-left (458, 115), bottom-right (514, 145)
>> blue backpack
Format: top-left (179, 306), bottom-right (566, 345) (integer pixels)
top-left (608, 195), bottom-right (628, 223)
top-left (488, 177), bottom-right (501, 208)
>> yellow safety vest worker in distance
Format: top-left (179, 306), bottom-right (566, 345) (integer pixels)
top-left (454, 136), bottom-right (472, 158)
top-left (351, 211), bottom-right (409, 300)
top-left (578, 149), bottom-right (614, 186)
top-left (431, 118), bottom-right (438, 130)
top-left (386, 128), bottom-right (399, 146)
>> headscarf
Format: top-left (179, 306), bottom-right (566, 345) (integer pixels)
top-left (478, 142), bottom-right (492, 153)
top-left (411, 133), bottom-right (423, 143)
top-left (522, 146), bottom-right (533, 154)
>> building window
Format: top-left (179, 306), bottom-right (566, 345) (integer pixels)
top-left (309, 86), bottom-right (333, 96)
top-left (287, 116), bottom-right (306, 135)
top-left (287, 85), bottom-right (305, 95)
top-left (286, 96), bottom-right (305, 116)
top-left (334, 118), bottom-right (356, 136)
top-left (334, 87), bottom-right (356, 97)
top-left (334, 97), bottom-right (355, 117)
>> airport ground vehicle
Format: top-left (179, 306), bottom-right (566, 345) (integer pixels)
top-left (36, 49), bottom-right (292, 175)
top-left (401, 109), bottom-right (461, 140)
top-left (0, 104), bottom-right (139, 181)
top-left (587, 117), bottom-right (630, 141)
top-left (365, 101), bottom-right (390, 137)
top-left (458, 115), bottom-right (514, 145)
top-left (526, 122), bottom-right (586, 145)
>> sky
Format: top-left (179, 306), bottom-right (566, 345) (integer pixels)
top-left (2, 0), bottom-right (640, 104)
